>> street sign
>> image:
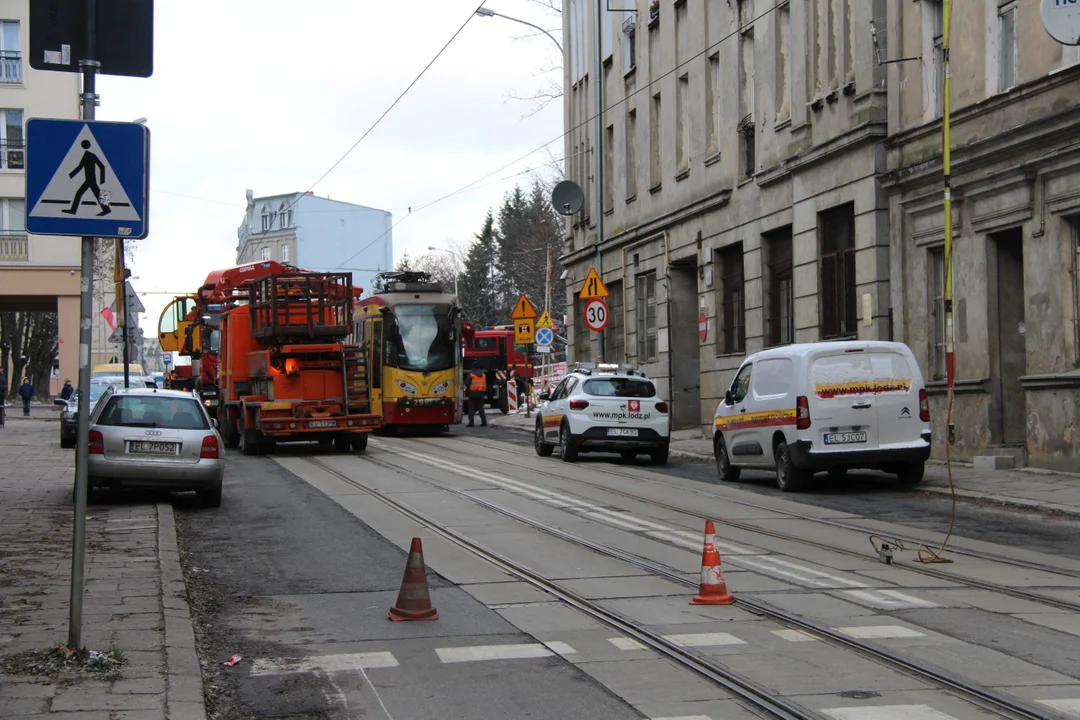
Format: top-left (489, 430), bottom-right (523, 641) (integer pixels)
top-left (1042, 0), bottom-right (1080, 45)
top-left (29, 0), bottom-right (155, 78)
top-left (536, 309), bottom-right (556, 328)
top-left (535, 327), bottom-right (554, 347)
top-left (699, 311), bottom-right (708, 342)
top-left (579, 268), bottom-right (609, 299)
top-left (108, 325), bottom-right (144, 345)
top-left (536, 345), bottom-right (552, 354)
top-left (514, 319), bottom-right (535, 345)
top-left (583, 298), bottom-right (609, 332)
top-left (26, 119), bottom-right (150, 239)
top-left (110, 282), bottom-right (144, 315)
top-left (511, 293), bottom-right (539, 320)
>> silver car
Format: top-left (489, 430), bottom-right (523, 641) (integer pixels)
top-left (86, 387), bottom-right (225, 507)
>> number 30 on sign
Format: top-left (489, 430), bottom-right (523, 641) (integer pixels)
top-left (583, 298), bottom-right (609, 332)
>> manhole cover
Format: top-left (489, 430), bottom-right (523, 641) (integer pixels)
top-left (837, 691), bottom-right (882, 700)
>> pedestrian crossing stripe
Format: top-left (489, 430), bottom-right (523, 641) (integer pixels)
top-left (28, 124), bottom-right (141, 222)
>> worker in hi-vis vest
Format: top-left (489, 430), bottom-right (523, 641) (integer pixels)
top-left (465, 367), bottom-right (488, 428)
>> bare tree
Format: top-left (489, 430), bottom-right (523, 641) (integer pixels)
top-left (504, 0), bottom-right (564, 119)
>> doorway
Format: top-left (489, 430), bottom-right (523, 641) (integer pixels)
top-left (668, 264), bottom-right (701, 430)
top-left (990, 229), bottom-right (1026, 445)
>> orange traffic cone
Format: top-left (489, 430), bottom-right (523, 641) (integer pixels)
top-left (388, 538), bottom-right (439, 622)
top-left (691, 520), bottom-right (735, 606)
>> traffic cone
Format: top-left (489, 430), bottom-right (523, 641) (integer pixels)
top-left (691, 520), bottom-right (735, 606)
top-left (388, 538), bottom-right (439, 622)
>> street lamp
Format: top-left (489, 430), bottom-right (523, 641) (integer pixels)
top-left (474, 7), bottom-right (563, 53)
top-left (427, 246), bottom-right (460, 298)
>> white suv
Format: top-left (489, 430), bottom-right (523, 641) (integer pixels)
top-left (535, 363), bottom-right (671, 465)
top-left (713, 341), bottom-right (932, 492)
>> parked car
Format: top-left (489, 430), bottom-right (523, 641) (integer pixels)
top-left (534, 363), bottom-right (671, 465)
top-left (712, 341), bottom-right (932, 492)
top-left (84, 387), bottom-right (225, 507)
top-left (55, 381), bottom-right (114, 448)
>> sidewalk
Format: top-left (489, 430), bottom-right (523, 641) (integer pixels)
top-left (490, 411), bottom-right (1080, 518)
top-left (0, 419), bottom-right (206, 719)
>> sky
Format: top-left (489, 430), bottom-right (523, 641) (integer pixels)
top-left (93, 0), bottom-right (565, 331)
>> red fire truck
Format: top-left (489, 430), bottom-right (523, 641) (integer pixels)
top-left (463, 325), bottom-right (534, 414)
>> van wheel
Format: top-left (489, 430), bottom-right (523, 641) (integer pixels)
top-left (560, 423), bottom-right (578, 462)
top-left (896, 461), bottom-right (925, 486)
top-left (714, 435), bottom-right (740, 482)
top-left (535, 420), bottom-right (554, 457)
top-left (775, 441), bottom-right (811, 492)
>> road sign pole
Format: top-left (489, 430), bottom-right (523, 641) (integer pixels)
top-left (68, 0), bottom-right (99, 652)
top-left (120, 242), bottom-right (130, 388)
top-left (593, 0), bottom-right (605, 363)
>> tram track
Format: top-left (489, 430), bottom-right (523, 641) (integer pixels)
top-left (397, 434), bottom-right (1080, 613)
top-left (300, 452), bottom-right (1067, 720)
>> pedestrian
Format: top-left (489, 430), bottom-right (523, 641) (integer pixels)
top-left (466, 367), bottom-right (488, 428)
top-left (0, 366), bottom-right (7, 416)
top-left (61, 379), bottom-right (74, 401)
top-left (18, 377), bottom-right (33, 417)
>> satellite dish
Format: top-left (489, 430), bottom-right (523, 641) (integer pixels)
top-left (1042, 0), bottom-right (1080, 45)
top-left (551, 180), bottom-right (585, 216)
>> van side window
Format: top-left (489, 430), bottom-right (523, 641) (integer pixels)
top-left (752, 358), bottom-right (793, 398)
top-left (731, 364), bottom-right (753, 403)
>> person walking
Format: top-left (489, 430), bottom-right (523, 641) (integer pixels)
top-left (18, 377), bottom-right (33, 417)
top-left (0, 366), bottom-right (7, 425)
top-left (465, 367), bottom-right (488, 428)
top-left (61, 379), bottom-right (74, 401)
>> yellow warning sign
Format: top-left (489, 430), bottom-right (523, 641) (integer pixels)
top-left (578, 268), bottom-right (609, 299)
top-left (510, 293), bottom-right (539, 320)
top-left (536, 310), bottom-right (555, 328)
top-left (514, 319), bottom-right (535, 345)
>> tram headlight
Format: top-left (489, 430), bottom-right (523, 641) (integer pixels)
top-left (430, 380), bottom-right (450, 396)
top-left (395, 380), bottom-right (418, 396)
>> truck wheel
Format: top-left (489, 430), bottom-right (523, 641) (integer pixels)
top-left (334, 434), bottom-right (351, 453)
top-left (351, 434), bottom-right (369, 453)
top-left (222, 420), bottom-right (241, 450)
top-left (239, 415), bottom-right (260, 456)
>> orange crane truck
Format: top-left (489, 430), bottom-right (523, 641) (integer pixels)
top-left (218, 270), bottom-right (380, 455)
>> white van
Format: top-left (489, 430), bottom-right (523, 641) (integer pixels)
top-left (713, 341), bottom-right (931, 492)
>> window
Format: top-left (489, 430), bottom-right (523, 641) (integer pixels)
top-left (776, 6), bottom-right (791, 124)
top-left (707, 53), bottom-right (720, 155)
top-left (819, 203), bottom-right (857, 338)
top-left (717, 244), bottom-right (746, 354)
top-left (765, 227), bottom-right (794, 346)
top-left (0, 108), bottom-right (22, 170)
top-left (260, 246), bottom-right (270, 262)
top-left (604, 124), bottom-right (614, 212)
top-left (583, 377), bottom-right (656, 398)
top-left (738, 26), bottom-right (756, 178)
top-left (676, 74), bottom-right (690, 174)
top-left (730, 363), bottom-right (752, 403)
top-left (635, 272), bottom-right (657, 361)
top-left (279, 202), bottom-right (291, 229)
top-left (650, 93), bottom-right (662, 189)
top-left (753, 358), bottom-right (794, 398)
top-left (1, 198), bottom-right (24, 233)
top-left (0, 21), bottom-right (20, 83)
top-left (929, 246), bottom-right (947, 380)
top-left (930, 0), bottom-right (944, 118)
top-left (281, 243), bottom-right (289, 263)
top-left (626, 109), bottom-right (637, 199)
top-left (260, 205), bottom-right (271, 232)
top-left (605, 280), bottom-right (624, 362)
top-left (97, 395), bottom-right (209, 431)
top-left (624, 20), bottom-right (637, 72)
top-left (999, 1), bottom-right (1017, 91)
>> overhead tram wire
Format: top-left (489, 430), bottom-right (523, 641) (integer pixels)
top-left (332, 1), bottom-right (784, 272)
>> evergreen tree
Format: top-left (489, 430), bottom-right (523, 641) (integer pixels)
top-left (496, 181), bottom-right (565, 323)
top-left (459, 211), bottom-right (503, 326)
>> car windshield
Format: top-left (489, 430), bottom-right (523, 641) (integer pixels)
top-left (582, 378), bottom-right (657, 398)
top-left (96, 396), bottom-right (209, 430)
top-left (387, 304), bottom-right (457, 372)
top-left (93, 375), bottom-right (147, 388)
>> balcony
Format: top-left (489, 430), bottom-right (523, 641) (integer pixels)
top-left (0, 51), bottom-right (21, 83)
top-left (1, 141), bottom-right (23, 170)
top-left (0, 233), bottom-right (27, 261)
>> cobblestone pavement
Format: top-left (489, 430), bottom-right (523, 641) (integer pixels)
top-left (490, 411), bottom-right (1080, 517)
top-left (0, 419), bottom-right (206, 719)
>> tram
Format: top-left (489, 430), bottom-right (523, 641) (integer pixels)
top-left (351, 271), bottom-right (464, 431)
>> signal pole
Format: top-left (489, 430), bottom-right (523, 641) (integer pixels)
top-left (942, 0), bottom-right (955, 446)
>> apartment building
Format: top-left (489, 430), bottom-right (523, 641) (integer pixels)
top-left (562, 0), bottom-right (890, 431)
top-left (0, 0), bottom-right (81, 391)
top-left (883, 1), bottom-right (1080, 471)
top-left (236, 189), bottom-right (392, 294)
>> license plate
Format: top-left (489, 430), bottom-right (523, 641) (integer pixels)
top-left (824, 431), bottom-right (867, 445)
top-left (607, 428), bottom-right (639, 437)
top-left (308, 420), bottom-right (337, 429)
top-left (129, 441), bottom-right (177, 455)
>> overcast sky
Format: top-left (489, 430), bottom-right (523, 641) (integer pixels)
top-left (94, 0), bottom-right (564, 330)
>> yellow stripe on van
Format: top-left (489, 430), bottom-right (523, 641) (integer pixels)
top-left (715, 409), bottom-right (797, 431)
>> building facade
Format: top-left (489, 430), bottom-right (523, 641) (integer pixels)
top-left (0, 0), bottom-right (81, 392)
top-left (562, 0), bottom-right (891, 432)
top-left (236, 190), bottom-right (393, 295)
top-left (883, 1), bottom-right (1080, 471)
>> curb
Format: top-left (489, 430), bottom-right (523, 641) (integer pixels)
top-left (157, 503), bottom-right (208, 720)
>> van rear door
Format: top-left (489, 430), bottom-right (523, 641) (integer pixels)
top-left (806, 349), bottom-right (880, 452)
top-left (868, 349), bottom-right (926, 449)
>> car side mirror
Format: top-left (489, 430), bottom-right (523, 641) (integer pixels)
top-left (538, 392), bottom-right (550, 402)
top-left (724, 389), bottom-right (734, 405)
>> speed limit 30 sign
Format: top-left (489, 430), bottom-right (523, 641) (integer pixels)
top-left (583, 298), bottom-right (609, 332)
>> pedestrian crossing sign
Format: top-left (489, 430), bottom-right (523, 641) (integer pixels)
top-left (25, 119), bottom-right (149, 239)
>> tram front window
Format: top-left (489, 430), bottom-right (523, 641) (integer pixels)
top-left (387, 304), bottom-right (457, 372)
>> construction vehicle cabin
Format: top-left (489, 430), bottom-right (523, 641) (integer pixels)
top-left (351, 271), bottom-right (465, 431)
top-left (463, 325), bottom-right (534, 414)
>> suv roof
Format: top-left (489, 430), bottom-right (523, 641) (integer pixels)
top-left (570, 362), bottom-right (648, 377)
